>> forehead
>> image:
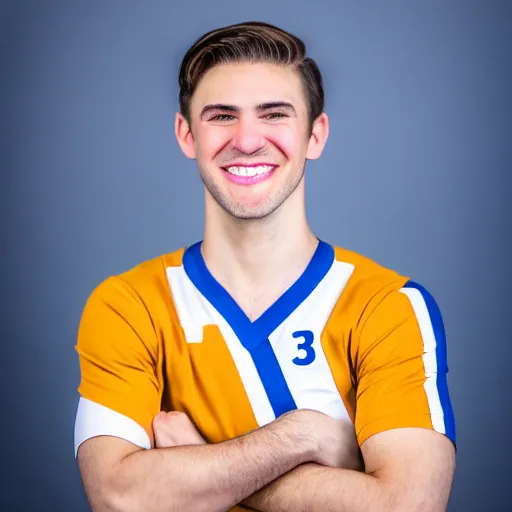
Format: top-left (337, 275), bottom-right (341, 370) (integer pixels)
top-left (191, 62), bottom-right (307, 112)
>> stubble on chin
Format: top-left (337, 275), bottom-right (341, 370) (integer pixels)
top-left (197, 162), bottom-right (306, 221)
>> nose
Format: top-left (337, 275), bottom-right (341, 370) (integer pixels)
top-left (230, 115), bottom-right (265, 155)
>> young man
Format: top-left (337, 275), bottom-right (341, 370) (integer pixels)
top-left (75, 22), bottom-right (456, 511)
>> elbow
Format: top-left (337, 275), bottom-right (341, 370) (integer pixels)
top-left (85, 482), bottom-right (134, 512)
top-left (83, 470), bottom-right (145, 512)
top-left (368, 481), bottom-right (420, 512)
top-left (371, 477), bottom-right (448, 512)
top-left (95, 477), bottom-right (218, 512)
top-left (99, 479), bottom-right (167, 512)
top-left (385, 493), bottom-right (447, 512)
top-left (93, 487), bottom-right (155, 512)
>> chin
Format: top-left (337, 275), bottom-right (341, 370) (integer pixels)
top-left (224, 200), bottom-right (279, 220)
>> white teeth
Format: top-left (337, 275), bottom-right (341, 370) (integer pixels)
top-left (225, 165), bottom-right (274, 176)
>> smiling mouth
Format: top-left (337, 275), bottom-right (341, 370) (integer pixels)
top-left (220, 163), bottom-right (278, 185)
top-left (222, 164), bottom-right (277, 177)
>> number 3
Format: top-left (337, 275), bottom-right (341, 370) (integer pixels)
top-left (292, 330), bottom-right (315, 366)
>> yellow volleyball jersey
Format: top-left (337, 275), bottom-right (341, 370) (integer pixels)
top-left (74, 240), bottom-right (455, 510)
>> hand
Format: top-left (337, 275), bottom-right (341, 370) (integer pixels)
top-left (279, 409), bottom-right (363, 471)
top-left (152, 411), bottom-right (207, 449)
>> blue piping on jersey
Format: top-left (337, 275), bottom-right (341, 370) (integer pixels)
top-left (182, 240), bottom-right (335, 418)
top-left (183, 240), bottom-right (335, 349)
top-left (250, 340), bottom-right (298, 416)
top-left (403, 281), bottom-right (457, 445)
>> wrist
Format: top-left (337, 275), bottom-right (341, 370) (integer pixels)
top-left (273, 409), bottom-right (317, 465)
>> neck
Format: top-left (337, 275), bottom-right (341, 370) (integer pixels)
top-left (201, 183), bottom-right (318, 290)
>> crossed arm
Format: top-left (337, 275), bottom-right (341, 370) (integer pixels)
top-left (77, 410), bottom-right (455, 512)
top-left (242, 428), bottom-right (455, 512)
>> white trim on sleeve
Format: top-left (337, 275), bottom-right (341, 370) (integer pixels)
top-left (74, 397), bottom-right (151, 457)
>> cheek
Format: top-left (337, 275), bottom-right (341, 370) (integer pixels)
top-left (266, 126), bottom-right (305, 161)
top-left (195, 127), bottom-right (233, 162)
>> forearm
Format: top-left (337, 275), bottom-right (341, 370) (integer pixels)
top-left (110, 421), bottom-right (312, 512)
top-left (243, 464), bottom-right (393, 512)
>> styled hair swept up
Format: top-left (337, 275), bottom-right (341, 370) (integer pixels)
top-left (178, 21), bottom-right (324, 130)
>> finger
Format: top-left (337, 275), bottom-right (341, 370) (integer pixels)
top-left (167, 410), bottom-right (188, 419)
top-left (152, 411), bottom-right (168, 426)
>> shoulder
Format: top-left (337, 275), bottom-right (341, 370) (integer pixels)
top-left (332, 244), bottom-right (407, 284)
top-left (329, 244), bottom-right (409, 314)
top-left (328, 243), bottom-right (442, 331)
top-left (77, 246), bottom-right (192, 361)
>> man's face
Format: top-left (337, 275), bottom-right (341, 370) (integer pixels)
top-left (183, 62), bottom-right (318, 220)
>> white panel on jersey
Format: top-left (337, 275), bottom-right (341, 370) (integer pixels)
top-left (269, 260), bottom-right (355, 422)
top-left (166, 266), bottom-right (276, 427)
top-left (74, 397), bottom-right (151, 457)
top-left (399, 287), bottom-right (446, 434)
top-left (167, 266), bottom-right (215, 343)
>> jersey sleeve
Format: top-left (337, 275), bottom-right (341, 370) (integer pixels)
top-left (354, 280), bottom-right (456, 447)
top-left (74, 275), bottom-right (162, 456)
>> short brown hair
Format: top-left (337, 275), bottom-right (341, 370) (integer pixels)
top-left (178, 21), bottom-right (324, 130)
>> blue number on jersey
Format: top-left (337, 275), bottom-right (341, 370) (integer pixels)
top-left (292, 330), bottom-right (316, 366)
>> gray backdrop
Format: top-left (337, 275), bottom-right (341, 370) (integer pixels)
top-left (2, 1), bottom-right (511, 510)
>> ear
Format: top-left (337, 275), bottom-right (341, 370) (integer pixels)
top-left (175, 112), bottom-right (196, 159)
top-left (306, 112), bottom-right (329, 160)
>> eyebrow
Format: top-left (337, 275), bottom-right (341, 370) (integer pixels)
top-left (200, 101), bottom-right (296, 119)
